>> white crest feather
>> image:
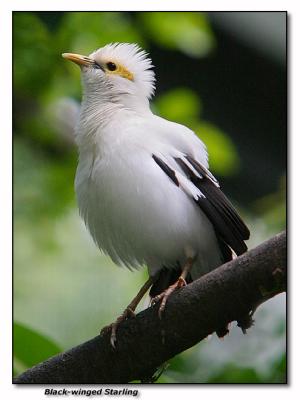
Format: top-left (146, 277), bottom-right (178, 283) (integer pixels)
top-left (90, 43), bottom-right (156, 99)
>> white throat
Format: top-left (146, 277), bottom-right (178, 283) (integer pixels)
top-left (75, 77), bottom-right (152, 150)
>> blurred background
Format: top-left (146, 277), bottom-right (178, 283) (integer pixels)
top-left (13, 11), bottom-right (286, 383)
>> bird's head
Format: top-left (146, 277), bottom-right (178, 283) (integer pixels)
top-left (62, 43), bottom-right (155, 108)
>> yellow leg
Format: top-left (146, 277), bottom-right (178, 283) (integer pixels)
top-left (101, 277), bottom-right (153, 348)
top-left (152, 257), bottom-right (194, 318)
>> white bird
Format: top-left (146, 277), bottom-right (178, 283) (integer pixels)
top-left (62, 43), bottom-right (250, 346)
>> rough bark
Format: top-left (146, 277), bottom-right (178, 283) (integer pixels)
top-left (14, 231), bottom-right (286, 384)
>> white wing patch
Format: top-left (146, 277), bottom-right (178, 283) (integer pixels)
top-left (152, 153), bottom-right (206, 201)
top-left (181, 156), bottom-right (219, 187)
top-left (174, 170), bottom-right (205, 200)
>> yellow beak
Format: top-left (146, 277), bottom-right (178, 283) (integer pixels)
top-left (62, 53), bottom-right (95, 67)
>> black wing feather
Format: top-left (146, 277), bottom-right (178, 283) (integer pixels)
top-left (153, 153), bottom-right (249, 257)
top-left (186, 156), bottom-right (249, 239)
top-left (152, 155), bottom-right (179, 186)
top-left (175, 156), bottom-right (249, 256)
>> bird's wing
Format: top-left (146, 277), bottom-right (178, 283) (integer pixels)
top-left (152, 153), bottom-right (250, 256)
top-left (150, 116), bottom-right (209, 168)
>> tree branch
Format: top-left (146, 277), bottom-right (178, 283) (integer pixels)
top-left (14, 231), bottom-right (286, 384)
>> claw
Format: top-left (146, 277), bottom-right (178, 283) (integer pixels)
top-left (101, 307), bottom-right (136, 349)
top-left (178, 276), bottom-right (187, 287)
top-left (153, 258), bottom-right (194, 318)
top-left (99, 277), bottom-right (153, 347)
top-left (151, 293), bottom-right (163, 306)
top-left (155, 278), bottom-right (186, 318)
top-left (110, 324), bottom-right (117, 349)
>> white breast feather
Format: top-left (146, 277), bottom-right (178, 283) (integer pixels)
top-left (75, 112), bottom-right (222, 278)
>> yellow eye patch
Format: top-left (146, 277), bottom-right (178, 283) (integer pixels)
top-left (105, 61), bottom-right (134, 81)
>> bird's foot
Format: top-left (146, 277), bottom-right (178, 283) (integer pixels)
top-left (100, 306), bottom-right (136, 348)
top-left (100, 277), bottom-right (154, 348)
top-left (151, 276), bottom-right (187, 318)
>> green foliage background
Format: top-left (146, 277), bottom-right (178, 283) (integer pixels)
top-left (13, 12), bottom-right (286, 383)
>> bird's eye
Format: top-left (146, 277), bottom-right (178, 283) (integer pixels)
top-left (106, 62), bottom-right (117, 71)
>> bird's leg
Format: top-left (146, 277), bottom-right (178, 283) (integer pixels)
top-left (152, 257), bottom-right (194, 318)
top-left (101, 277), bottom-right (153, 348)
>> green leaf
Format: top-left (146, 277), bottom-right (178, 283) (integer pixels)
top-left (13, 12), bottom-right (55, 97)
top-left (253, 176), bottom-right (286, 232)
top-left (155, 87), bottom-right (202, 125)
top-left (207, 364), bottom-right (262, 383)
top-left (14, 322), bottom-right (62, 374)
top-left (268, 354), bottom-right (286, 383)
top-left (139, 12), bottom-right (215, 57)
top-left (56, 12), bottom-right (144, 56)
top-left (13, 137), bottom-right (75, 222)
top-left (195, 122), bottom-right (240, 176)
top-left (53, 12), bottom-right (146, 101)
